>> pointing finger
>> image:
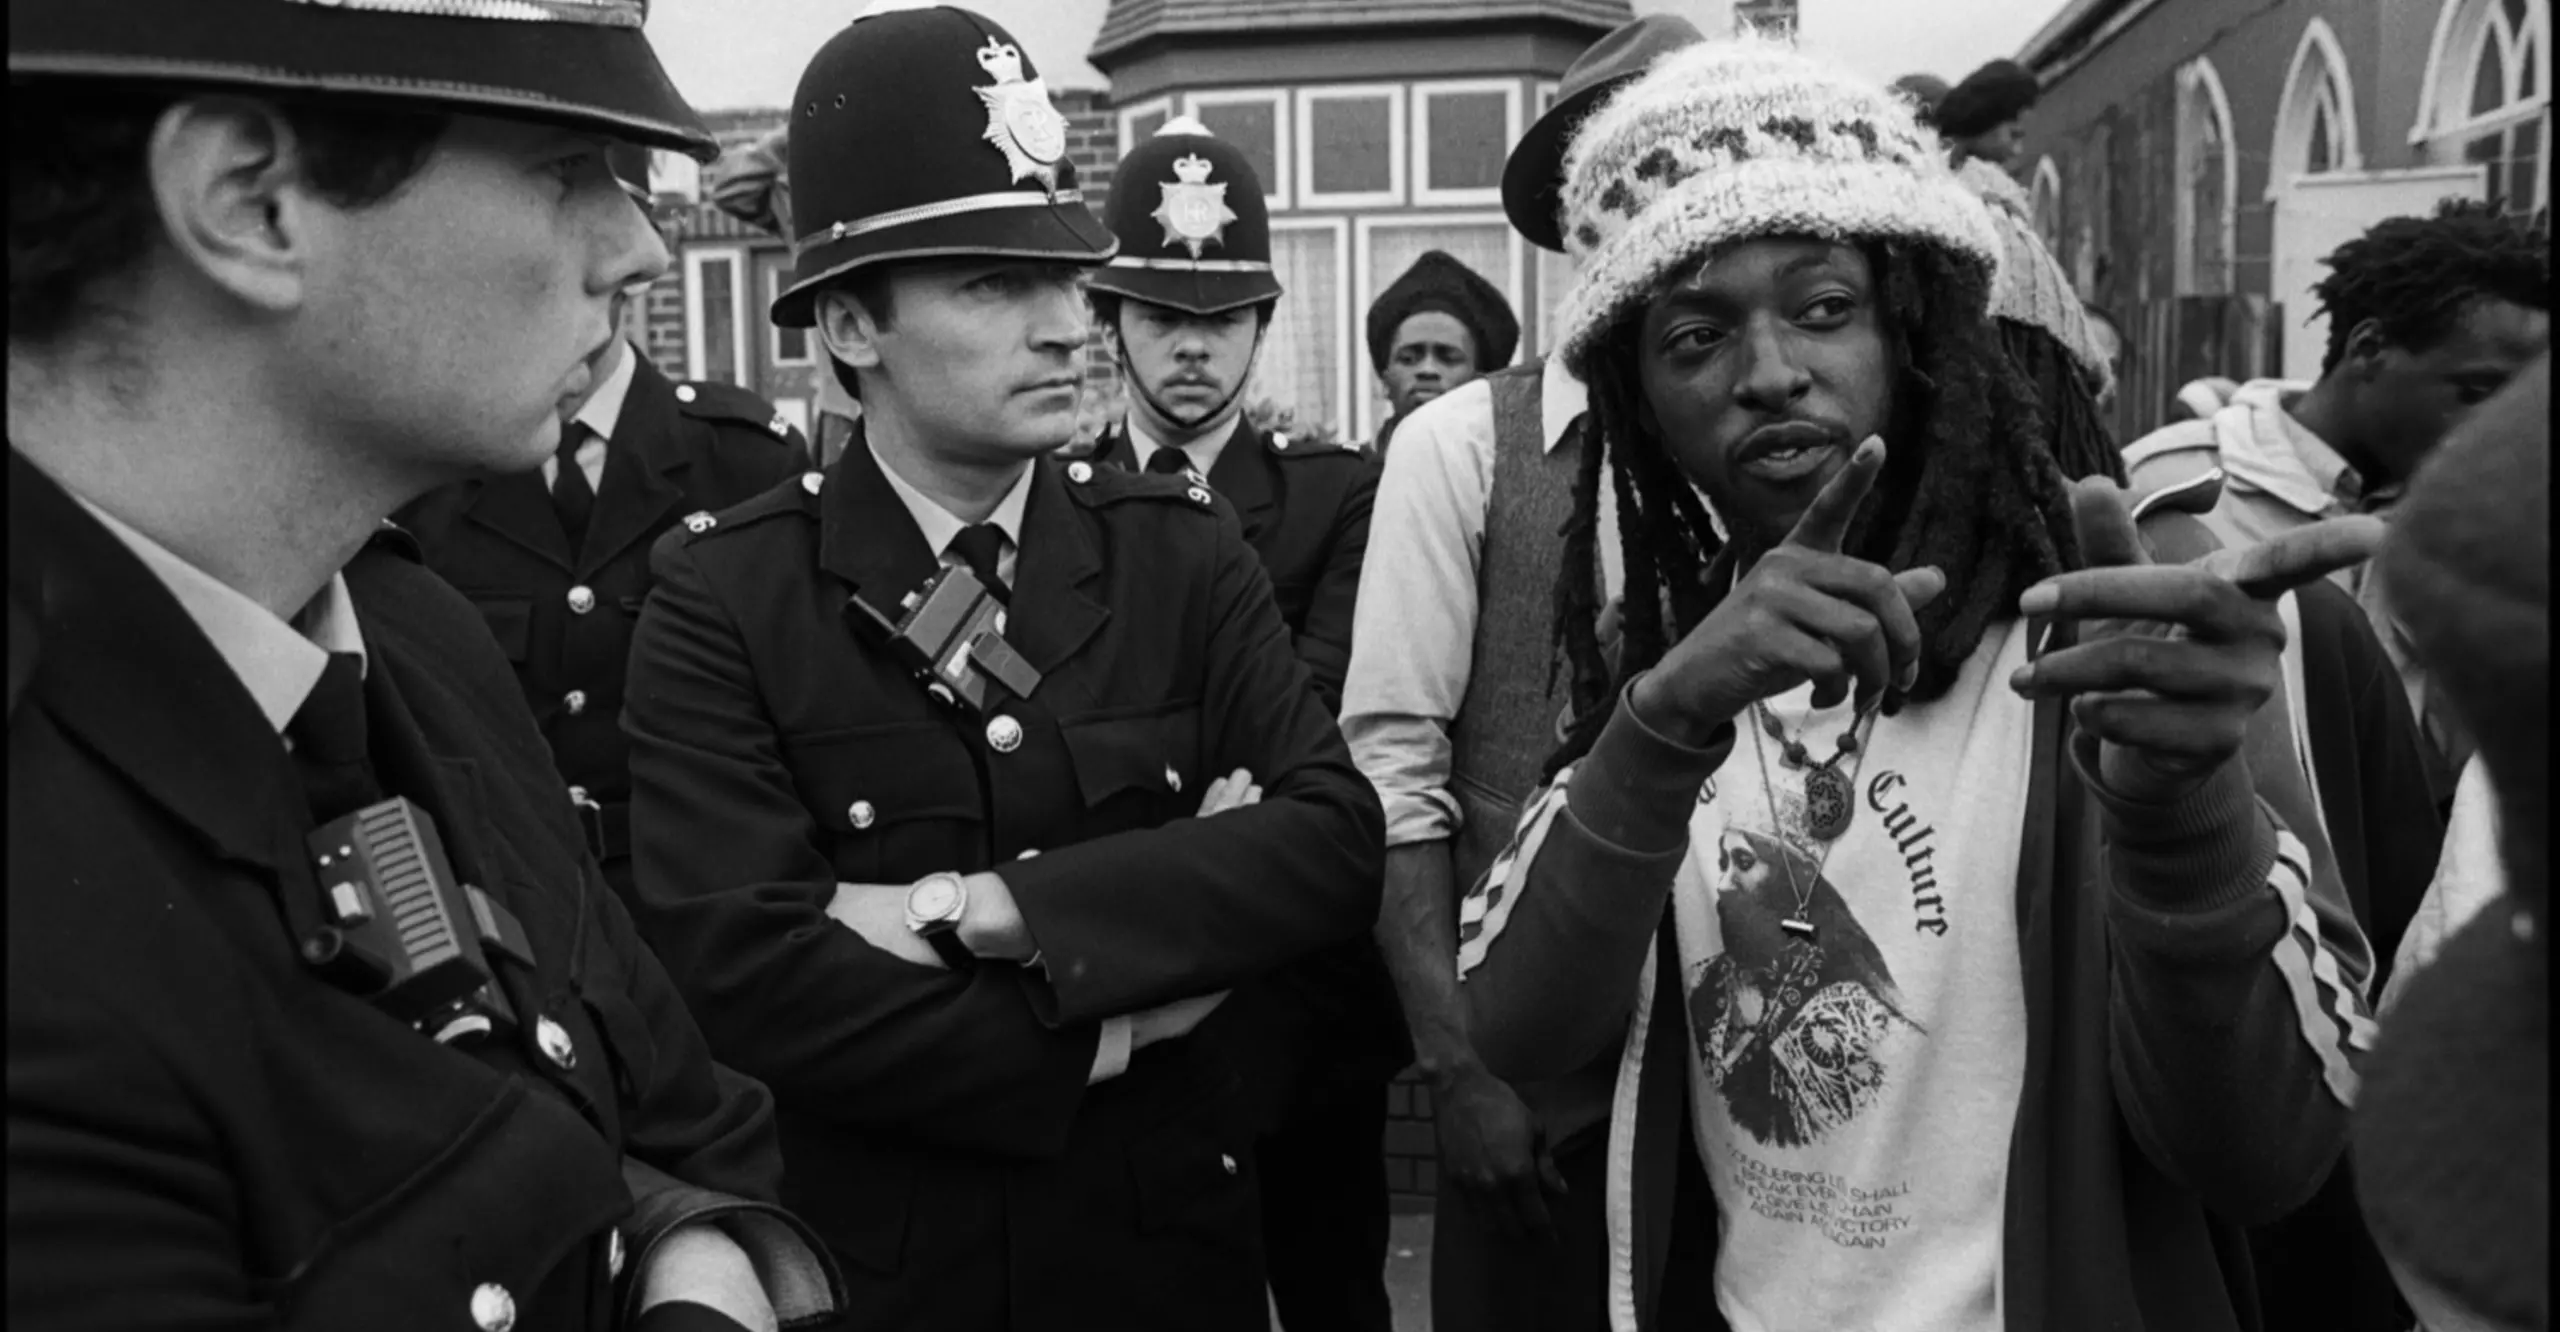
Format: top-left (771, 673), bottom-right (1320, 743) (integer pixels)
top-left (1784, 435), bottom-right (1886, 553)
top-left (2202, 515), bottom-right (2388, 599)
top-left (2068, 477), bottom-right (2148, 570)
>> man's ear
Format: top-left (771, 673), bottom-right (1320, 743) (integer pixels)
top-left (816, 288), bottom-right (885, 374)
top-left (145, 97), bottom-right (327, 317)
top-left (2341, 317), bottom-right (2393, 380)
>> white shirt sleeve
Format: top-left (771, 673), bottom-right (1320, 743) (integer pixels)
top-left (1340, 380), bottom-right (1499, 848)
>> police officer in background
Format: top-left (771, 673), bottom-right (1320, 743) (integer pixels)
top-left (399, 147), bottom-right (809, 903)
top-left (1081, 119), bottom-right (1406, 1331)
top-left (618, 7), bottom-right (1384, 1330)
top-left (8, 2), bottom-right (837, 1330)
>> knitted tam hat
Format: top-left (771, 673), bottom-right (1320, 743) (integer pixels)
top-left (2356, 352), bottom-right (2549, 1332)
top-left (1366, 250), bottom-right (1522, 374)
top-left (1550, 37), bottom-right (2002, 369)
top-left (1935, 58), bottom-right (2040, 140)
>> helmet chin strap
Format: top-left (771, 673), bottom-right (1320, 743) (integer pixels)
top-left (1116, 317), bottom-right (1271, 444)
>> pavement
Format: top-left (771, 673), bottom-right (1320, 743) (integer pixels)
top-left (1271, 1212), bottom-right (1435, 1332)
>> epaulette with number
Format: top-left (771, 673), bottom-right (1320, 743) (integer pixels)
top-left (677, 470), bottom-right (828, 546)
top-left (1057, 456), bottom-right (1219, 513)
top-left (672, 380), bottom-right (803, 444)
top-left (1262, 429), bottom-right (1368, 463)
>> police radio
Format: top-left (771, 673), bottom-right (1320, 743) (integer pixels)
top-left (300, 797), bottom-right (535, 1047)
top-left (847, 565), bottom-right (1043, 712)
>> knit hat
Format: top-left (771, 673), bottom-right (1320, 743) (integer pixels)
top-left (1891, 72), bottom-right (1951, 126)
top-left (1956, 157), bottom-right (2114, 398)
top-left (2356, 352), bottom-right (2549, 1332)
top-left (1366, 250), bottom-right (1521, 375)
top-left (1935, 58), bottom-right (2040, 140)
top-left (1550, 37), bottom-right (2002, 368)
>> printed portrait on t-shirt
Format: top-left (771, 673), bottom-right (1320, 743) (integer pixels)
top-left (1689, 821), bottom-right (1926, 1148)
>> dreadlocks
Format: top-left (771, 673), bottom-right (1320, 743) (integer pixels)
top-left (1997, 317), bottom-right (2126, 484)
top-left (2312, 199), bottom-right (2550, 373)
top-left (1544, 241), bottom-right (2082, 780)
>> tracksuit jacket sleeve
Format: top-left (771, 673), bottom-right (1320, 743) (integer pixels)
top-left (2088, 740), bottom-right (2375, 1226)
top-left (999, 510), bottom-right (1387, 1026)
top-left (622, 540), bottom-right (1106, 1159)
top-left (1457, 685), bottom-right (1732, 1081)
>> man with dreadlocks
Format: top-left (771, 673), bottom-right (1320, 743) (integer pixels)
top-left (2126, 200), bottom-right (2550, 807)
top-left (1452, 40), bottom-right (2402, 1332)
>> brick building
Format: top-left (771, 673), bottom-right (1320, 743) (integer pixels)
top-left (2014, 0), bottom-right (2543, 437)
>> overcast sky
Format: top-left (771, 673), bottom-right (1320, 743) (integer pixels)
top-left (648, 0), bottom-right (2073, 114)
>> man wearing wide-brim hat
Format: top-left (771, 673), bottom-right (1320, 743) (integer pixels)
top-left (1081, 113), bottom-right (1404, 1332)
top-left (615, 7), bottom-right (1385, 1329)
top-left (1342, 12), bottom-right (1704, 1331)
top-left (8, 2), bottom-right (839, 1329)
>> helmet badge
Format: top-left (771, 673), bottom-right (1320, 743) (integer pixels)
top-left (974, 37), bottom-right (1068, 189)
top-left (1151, 153), bottom-right (1237, 260)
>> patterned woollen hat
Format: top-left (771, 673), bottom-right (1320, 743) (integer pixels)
top-left (1550, 37), bottom-right (2002, 368)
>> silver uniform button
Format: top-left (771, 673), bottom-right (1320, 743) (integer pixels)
top-left (567, 585), bottom-right (595, 614)
top-left (1271, 432), bottom-right (1290, 451)
top-left (564, 689), bottom-right (588, 716)
top-left (848, 800), bottom-right (877, 830)
top-left (471, 1282), bottom-right (517, 1332)
top-left (985, 715), bottom-right (1023, 753)
top-left (1220, 1153), bottom-right (1238, 1176)
top-left (536, 1016), bottom-right (577, 1071)
top-left (1165, 764), bottom-right (1182, 793)
top-left (674, 384), bottom-right (698, 404)
top-left (802, 471), bottom-right (825, 495)
top-left (1067, 461), bottom-right (1093, 483)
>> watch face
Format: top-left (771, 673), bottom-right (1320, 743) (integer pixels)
top-left (911, 877), bottom-right (960, 922)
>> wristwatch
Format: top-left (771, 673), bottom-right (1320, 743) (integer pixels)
top-left (902, 872), bottom-right (976, 968)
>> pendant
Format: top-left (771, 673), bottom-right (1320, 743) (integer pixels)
top-left (1781, 916), bottom-right (1818, 939)
top-left (1804, 764), bottom-right (1854, 841)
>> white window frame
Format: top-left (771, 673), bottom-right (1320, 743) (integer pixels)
top-left (1536, 80), bottom-right (1561, 117)
top-left (1352, 211), bottom-right (1526, 440)
top-left (1295, 83), bottom-right (1406, 210)
top-left (1117, 94), bottom-right (1175, 156)
top-left (1182, 87), bottom-right (1291, 209)
top-left (2411, 0), bottom-right (2551, 144)
top-left (1266, 215), bottom-right (1355, 442)
top-left (2268, 17), bottom-right (2365, 200)
top-left (684, 246), bottom-right (751, 385)
top-left (766, 264), bottom-right (814, 367)
top-left (2174, 57), bottom-right (2240, 297)
top-left (1412, 79), bottom-right (1523, 207)
top-left (2029, 156), bottom-right (2065, 251)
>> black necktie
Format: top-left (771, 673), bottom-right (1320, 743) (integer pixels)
top-left (1145, 447), bottom-right (1194, 477)
top-left (288, 652), bottom-right (385, 825)
top-left (947, 524), bottom-right (1011, 605)
top-left (552, 422), bottom-right (595, 552)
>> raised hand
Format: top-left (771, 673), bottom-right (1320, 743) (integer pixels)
top-left (1633, 437), bottom-right (1947, 745)
top-left (2009, 478), bottom-right (2386, 802)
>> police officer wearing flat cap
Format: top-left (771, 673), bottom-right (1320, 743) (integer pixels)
top-left (397, 147), bottom-right (810, 907)
top-left (8, 2), bottom-right (840, 1331)
top-left (617, 7), bottom-right (1384, 1330)
top-left (1076, 117), bottom-right (1406, 1331)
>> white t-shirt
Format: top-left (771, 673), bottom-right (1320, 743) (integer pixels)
top-left (1669, 620), bottom-right (2035, 1332)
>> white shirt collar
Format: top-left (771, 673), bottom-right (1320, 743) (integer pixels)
top-left (1126, 412), bottom-right (1242, 477)
top-left (73, 497), bottom-right (366, 735)
top-left (572, 338), bottom-right (641, 443)
top-left (1540, 355), bottom-right (1588, 455)
top-left (873, 451), bottom-right (1037, 558)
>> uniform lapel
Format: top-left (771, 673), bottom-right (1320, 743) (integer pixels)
top-left (574, 357), bottom-right (691, 576)
top-left (1205, 420), bottom-right (1279, 545)
top-left (459, 470), bottom-right (575, 571)
top-left (816, 433), bottom-right (943, 615)
top-left (1006, 460), bottom-right (1109, 683)
top-left (7, 449), bottom-right (305, 873)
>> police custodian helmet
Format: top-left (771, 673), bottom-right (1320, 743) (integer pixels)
top-left (1087, 117), bottom-right (1284, 317)
top-left (8, 0), bottom-right (716, 160)
top-left (771, 3), bottom-right (1118, 329)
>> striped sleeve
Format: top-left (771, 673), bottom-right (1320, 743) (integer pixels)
top-left (1455, 766), bottom-right (1575, 978)
top-left (2261, 825), bottom-right (2383, 1107)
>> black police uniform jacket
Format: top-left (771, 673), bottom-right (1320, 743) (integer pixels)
top-left (6, 451), bottom-right (839, 1332)
top-left (620, 438), bottom-right (1387, 1331)
top-left (1086, 419), bottom-right (1412, 1101)
top-left (396, 354), bottom-right (809, 899)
